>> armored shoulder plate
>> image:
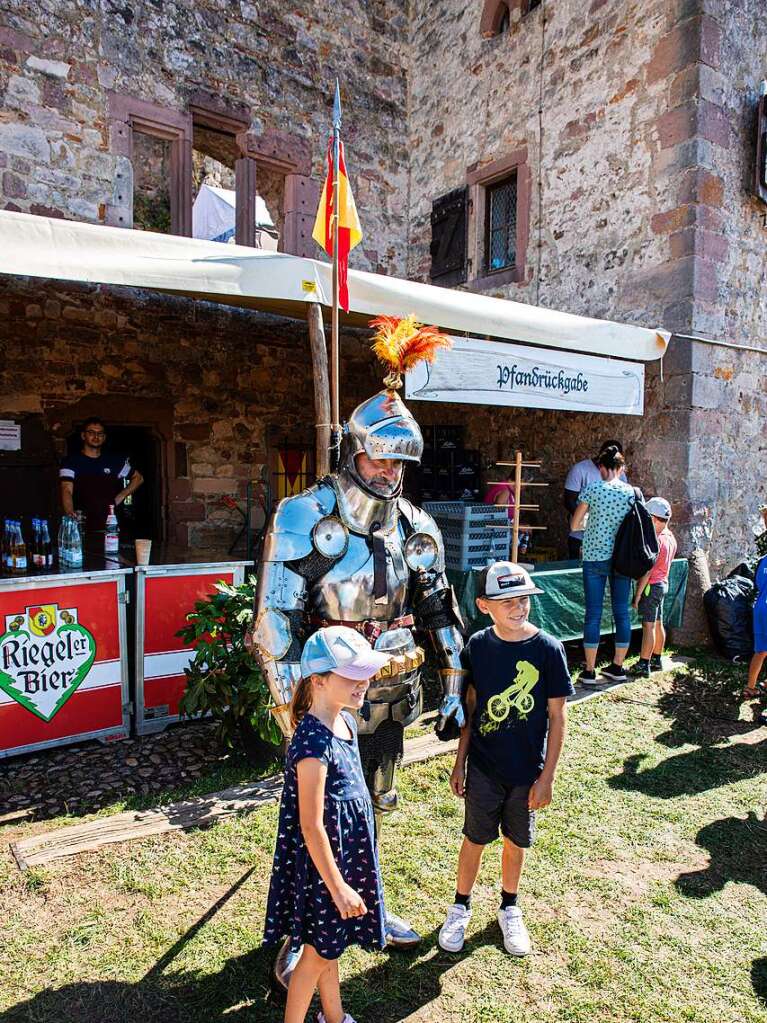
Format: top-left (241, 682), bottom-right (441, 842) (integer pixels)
top-left (398, 499), bottom-right (445, 570)
top-left (262, 482), bottom-right (337, 562)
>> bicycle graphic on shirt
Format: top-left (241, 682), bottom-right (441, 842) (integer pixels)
top-left (484, 660), bottom-right (540, 726)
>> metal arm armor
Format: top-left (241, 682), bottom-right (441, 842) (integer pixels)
top-left (402, 501), bottom-right (466, 700)
top-left (252, 482), bottom-right (337, 736)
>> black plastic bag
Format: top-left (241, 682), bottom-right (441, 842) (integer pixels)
top-left (703, 574), bottom-right (755, 661)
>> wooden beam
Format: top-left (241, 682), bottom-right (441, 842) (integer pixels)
top-left (235, 157), bottom-right (257, 248)
top-left (307, 304), bottom-right (331, 477)
top-left (9, 730), bottom-right (458, 870)
top-left (9, 776), bottom-right (284, 871)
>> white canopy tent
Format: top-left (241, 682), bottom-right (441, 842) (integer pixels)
top-left (0, 211), bottom-right (669, 361)
top-left (192, 183), bottom-right (278, 249)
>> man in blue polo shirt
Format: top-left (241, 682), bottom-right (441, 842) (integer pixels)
top-left (59, 417), bottom-right (143, 532)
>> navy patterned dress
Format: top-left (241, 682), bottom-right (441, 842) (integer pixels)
top-left (263, 711), bottom-right (386, 960)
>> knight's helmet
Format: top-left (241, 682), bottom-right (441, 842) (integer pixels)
top-left (340, 316), bottom-right (451, 493)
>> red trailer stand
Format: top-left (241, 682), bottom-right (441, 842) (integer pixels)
top-left (0, 568), bottom-right (131, 759)
top-left (134, 560), bottom-right (250, 735)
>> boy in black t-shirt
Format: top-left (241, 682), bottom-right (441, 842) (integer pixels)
top-left (438, 562), bottom-right (574, 956)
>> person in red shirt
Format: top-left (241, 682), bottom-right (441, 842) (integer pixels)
top-left (483, 470), bottom-right (516, 522)
top-left (631, 497), bottom-right (677, 678)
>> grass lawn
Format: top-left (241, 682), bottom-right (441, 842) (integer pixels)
top-left (0, 652), bottom-right (765, 1022)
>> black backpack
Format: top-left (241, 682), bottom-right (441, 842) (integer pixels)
top-left (612, 489), bottom-right (659, 579)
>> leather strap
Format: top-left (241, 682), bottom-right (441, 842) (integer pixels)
top-left (371, 527), bottom-right (388, 602)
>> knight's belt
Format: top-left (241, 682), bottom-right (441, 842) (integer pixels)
top-left (310, 613), bottom-right (415, 642)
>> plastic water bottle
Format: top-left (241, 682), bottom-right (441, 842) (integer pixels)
top-left (70, 516), bottom-right (83, 567)
top-left (58, 515), bottom-right (82, 568)
top-left (105, 504), bottom-right (119, 554)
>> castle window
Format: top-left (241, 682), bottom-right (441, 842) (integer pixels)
top-left (485, 174), bottom-right (517, 273)
top-left (480, 1), bottom-right (512, 38)
top-left (465, 148), bottom-right (531, 290)
top-left (481, 0), bottom-right (541, 36)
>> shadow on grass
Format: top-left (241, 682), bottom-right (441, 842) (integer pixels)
top-left (608, 737), bottom-right (767, 799)
top-left (653, 660), bottom-right (757, 748)
top-left (343, 920), bottom-right (501, 1023)
top-left (675, 812), bottom-right (767, 1010)
top-left (0, 878), bottom-right (502, 1023)
top-left (753, 958), bottom-right (767, 1006)
top-left (674, 812), bottom-right (767, 898)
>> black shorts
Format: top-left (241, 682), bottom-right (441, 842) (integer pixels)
top-left (637, 581), bottom-right (667, 624)
top-left (463, 760), bottom-right (536, 848)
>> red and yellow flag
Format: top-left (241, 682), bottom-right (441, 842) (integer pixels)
top-left (312, 139), bottom-right (362, 312)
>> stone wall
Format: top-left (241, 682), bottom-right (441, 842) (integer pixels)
top-left (407, 0), bottom-right (699, 549)
top-left (0, 0), bottom-right (409, 275)
top-left (407, 0), bottom-right (766, 569)
top-left (680, 0), bottom-right (767, 575)
top-left (2, 0), bottom-right (766, 568)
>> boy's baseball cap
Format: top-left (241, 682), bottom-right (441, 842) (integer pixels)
top-left (300, 625), bottom-right (391, 680)
top-left (479, 561), bottom-right (544, 600)
top-left (645, 497), bottom-right (672, 520)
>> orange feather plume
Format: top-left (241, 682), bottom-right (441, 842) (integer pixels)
top-left (369, 315), bottom-right (451, 385)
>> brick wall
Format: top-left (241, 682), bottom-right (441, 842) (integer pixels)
top-left (0, 278), bottom-right (383, 550)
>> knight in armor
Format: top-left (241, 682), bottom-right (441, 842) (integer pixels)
top-left (251, 318), bottom-right (466, 979)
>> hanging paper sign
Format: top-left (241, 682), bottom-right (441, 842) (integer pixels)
top-left (405, 336), bottom-right (645, 416)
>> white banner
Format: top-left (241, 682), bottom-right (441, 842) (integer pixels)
top-left (405, 336), bottom-right (645, 415)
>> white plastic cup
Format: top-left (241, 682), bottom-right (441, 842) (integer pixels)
top-left (135, 539), bottom-right (152, 566)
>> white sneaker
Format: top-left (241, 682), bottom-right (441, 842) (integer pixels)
top-left (317, 1014), bottom-right (356, 1023)
top-left (497, 905), bottom-right (531, 956)
top-left (438, 902), bottom-right (472, 952)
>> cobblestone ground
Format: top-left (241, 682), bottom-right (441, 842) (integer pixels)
top-left (0, 722), bottom-right (231, 823)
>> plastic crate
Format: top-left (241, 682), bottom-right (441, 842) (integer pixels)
top-left (424, 501), bottom-right (509, 531)
top-left (445, 550), bottom-right (508, 571)
top-left (440, 524), bottom-right (511, 552)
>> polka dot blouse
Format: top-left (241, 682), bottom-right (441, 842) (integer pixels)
top-left (579, 479), bottom-right (638, 562)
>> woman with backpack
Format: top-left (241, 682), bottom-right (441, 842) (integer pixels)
top-left (569, 445), bottom-right (643, 686)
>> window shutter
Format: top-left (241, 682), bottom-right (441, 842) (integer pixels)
top-left (430, 186), bottom-right (468, 286)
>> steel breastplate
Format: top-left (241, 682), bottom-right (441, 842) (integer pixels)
top-left (309, 528), bottom-right (410, 621)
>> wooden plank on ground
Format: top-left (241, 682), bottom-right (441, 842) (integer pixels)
top-left (10, 776), bottom-right (284, 870)
top-left (10, 730), bottom-right (458, 871)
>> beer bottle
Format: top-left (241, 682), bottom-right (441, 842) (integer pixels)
top-left (31, 518), bottom-right (43, 570)
top-left (11, 520), bottom-right (28, 574)
top-left (1, 520), bottom-right (10, 573)
top-left (41, 518), bottom-right (53, 569)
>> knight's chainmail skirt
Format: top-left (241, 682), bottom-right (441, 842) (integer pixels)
top-left (358, 719), bottom-right (404, 783)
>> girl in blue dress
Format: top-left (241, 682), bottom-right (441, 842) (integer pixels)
top-left (264, 626), bottom-right (390, 1023)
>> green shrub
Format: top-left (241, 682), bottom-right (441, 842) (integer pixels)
top-left (177, 576), bottom-right (281, 752)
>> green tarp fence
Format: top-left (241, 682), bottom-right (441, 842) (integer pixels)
top-left (448, 558), bottom-right (689, 641)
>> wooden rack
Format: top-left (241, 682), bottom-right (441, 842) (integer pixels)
top-left (491, 451), bottom-right (550, 563)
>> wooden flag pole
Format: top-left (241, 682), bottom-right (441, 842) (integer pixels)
top-left (330, 80), bottom-right (342, 464)
top-left (307, 304), bottom-right (331, 477)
